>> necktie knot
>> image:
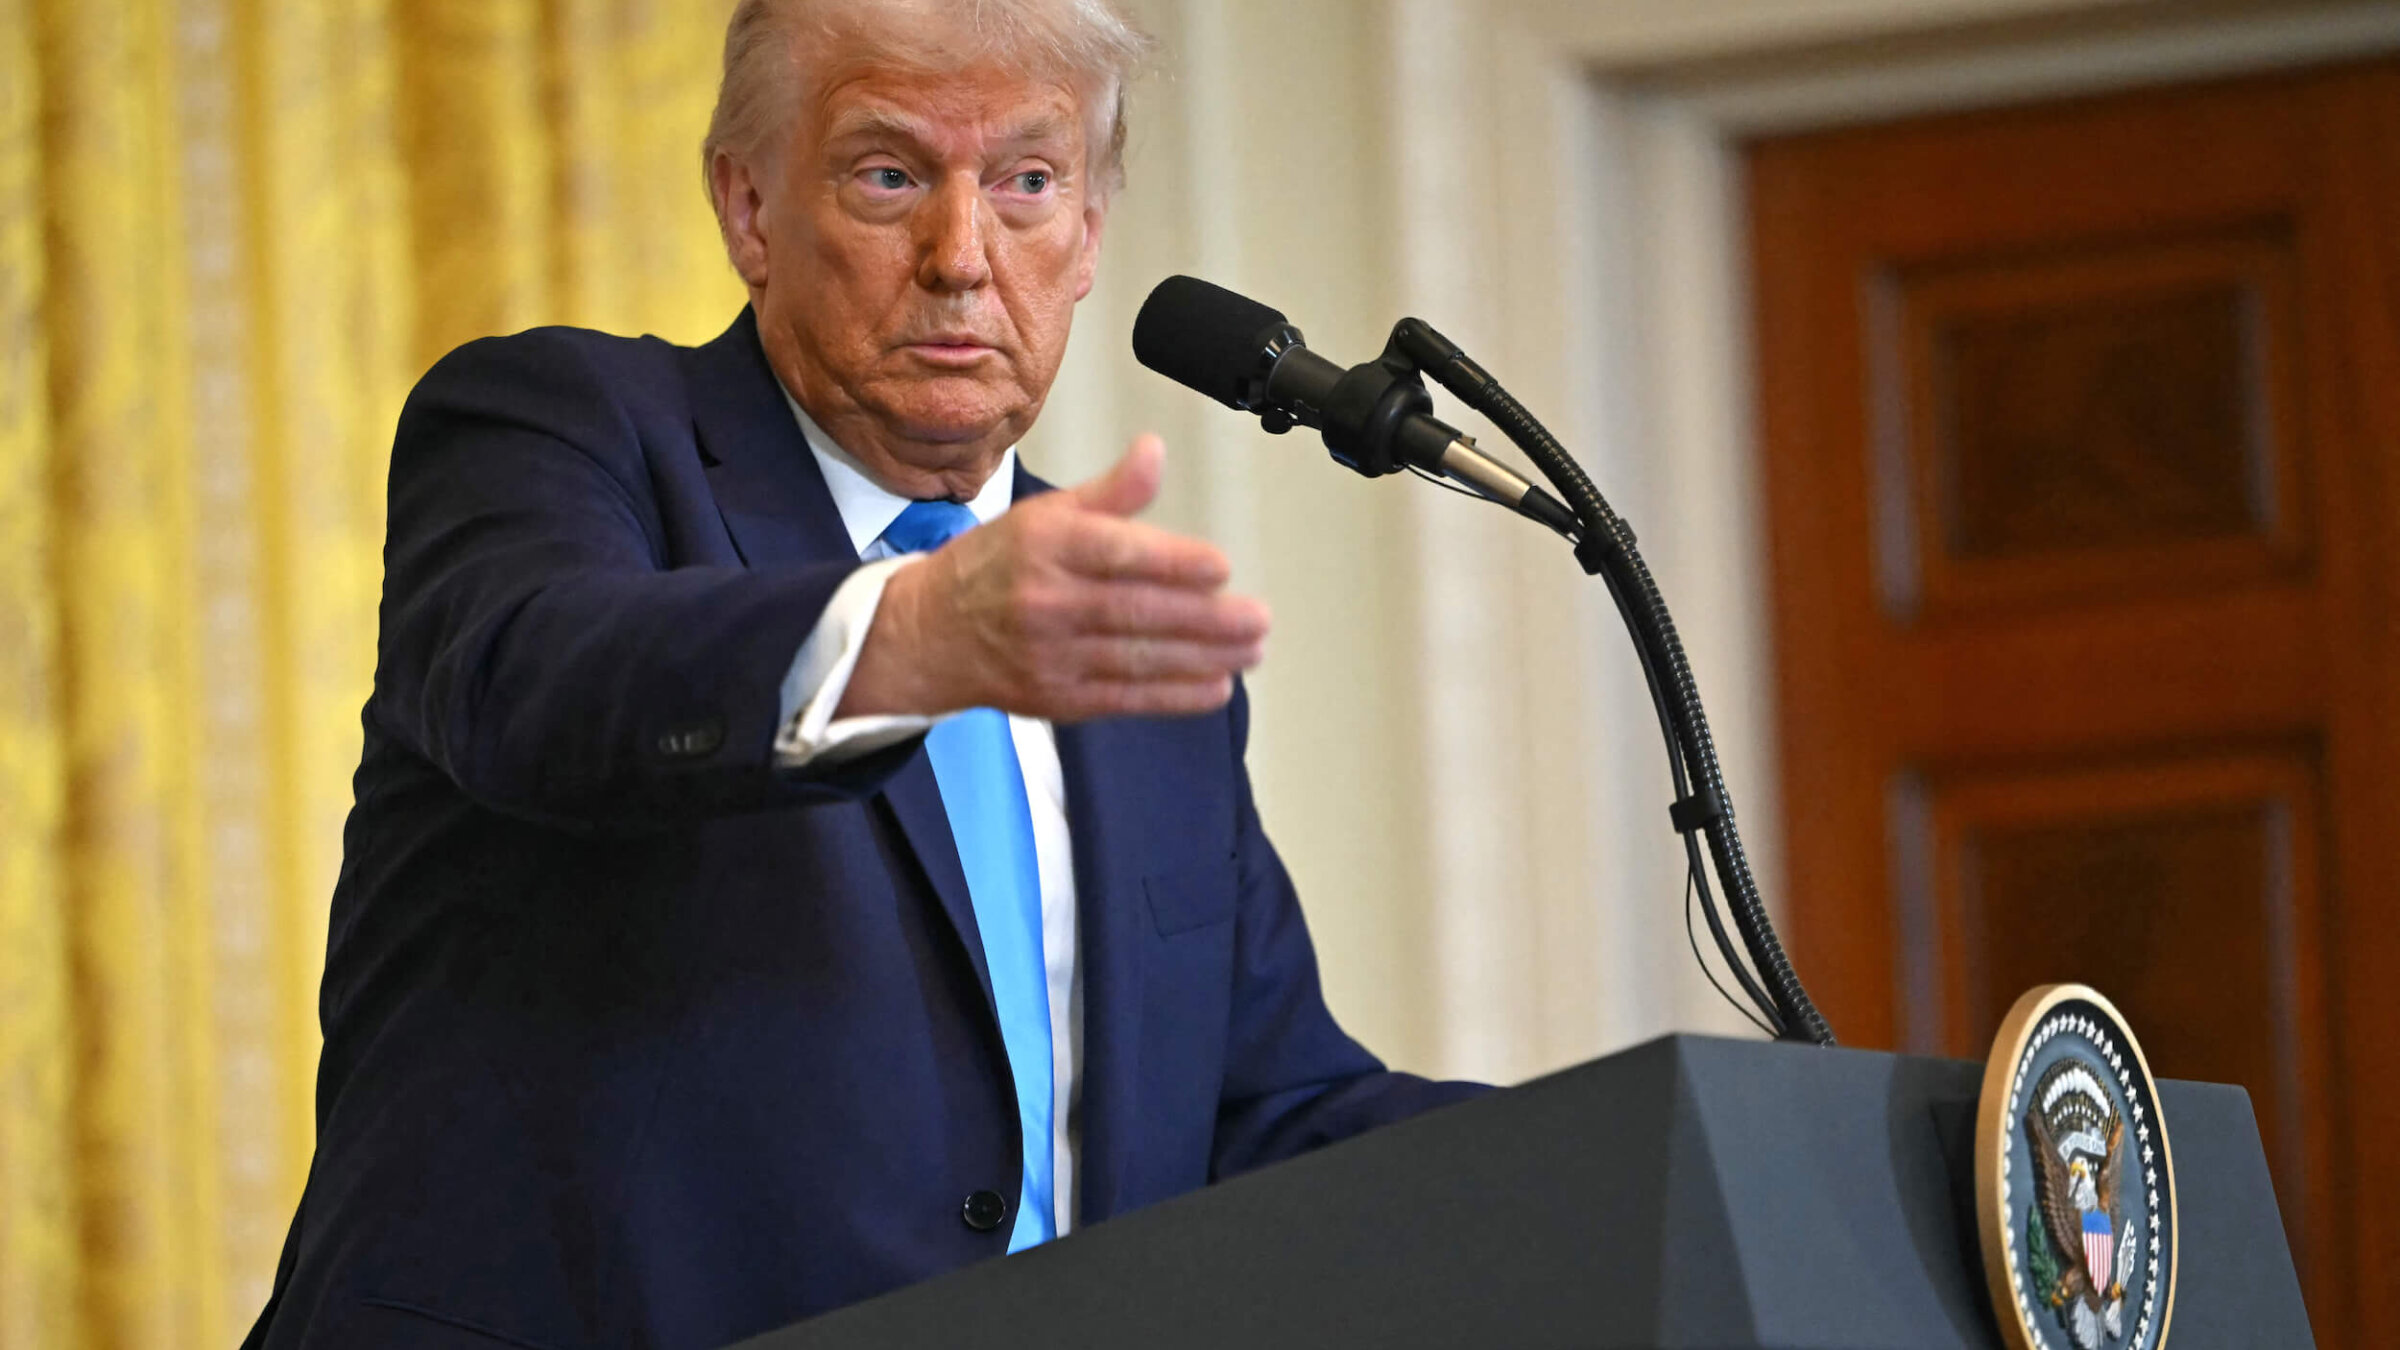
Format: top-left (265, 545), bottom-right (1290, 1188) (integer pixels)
top-left (881, 499), bottom-right (979, 555)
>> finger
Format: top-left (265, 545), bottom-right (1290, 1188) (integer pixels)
top-left (1049, 675), bottom-right (1238, 722)
top-left (1064, 434), bottom-right (1165, 519)
top-left (1055, 514), bottom-right (1230, 587)
top-left (1077, 584), bottom-right (1270, 644)
top-left (1072, 635), bottom-right (1267, 682)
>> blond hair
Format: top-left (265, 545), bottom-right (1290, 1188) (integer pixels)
top-left (702, 0), bottom-right (1152, 217)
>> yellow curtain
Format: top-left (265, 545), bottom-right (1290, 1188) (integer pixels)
top-left (0, 1), bottom-right (742, 1344)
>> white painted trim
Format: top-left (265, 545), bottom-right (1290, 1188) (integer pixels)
top-left (1170, 0), bottom-right (1266, 586)
top-left (1514, 0), bottom-right (2175, 69)
top-left (1388, 0), bottom-right (1547, 1080)
top-left (1668, 2), bottom-right (2400, 134)
top-left (1623, 94), bottom-right (1793, 1038)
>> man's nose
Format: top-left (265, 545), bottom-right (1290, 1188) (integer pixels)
top-left (916, 175), bottom-right (991, 292)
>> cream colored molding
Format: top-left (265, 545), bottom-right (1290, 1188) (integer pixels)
top-left (1387, 0), bottom-right (1549, 1082)
top-left (1664, 1), bottom-right (2400, 133)
top-left (1167, 0), bottom-right (1265, 587)
top-left (1513, 0), bottom-right (2303, 69)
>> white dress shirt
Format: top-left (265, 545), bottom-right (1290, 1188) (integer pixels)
top-left (769, 399), bottom-right (1081, 1238)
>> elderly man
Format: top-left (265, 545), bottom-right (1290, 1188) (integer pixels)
top-left (245, 2), bottom-right (1478, 1347)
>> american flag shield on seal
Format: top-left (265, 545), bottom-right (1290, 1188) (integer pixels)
top-left (2081, 1208), bottom-right (2115, 1295)
top-left (2022, 1055), bottom-right (2132, 1345)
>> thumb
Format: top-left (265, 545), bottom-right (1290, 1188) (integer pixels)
top-left (1066, 433), bottom-right (1164, 518)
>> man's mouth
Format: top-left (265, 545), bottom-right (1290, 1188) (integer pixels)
top-left (902, 335), bottom-right (997, 367)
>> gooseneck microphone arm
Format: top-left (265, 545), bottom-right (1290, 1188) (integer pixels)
top-left (1391, 318), bottom-right (1834, 1047)
top-left (1131, 275), bottom-right (1835, 1046)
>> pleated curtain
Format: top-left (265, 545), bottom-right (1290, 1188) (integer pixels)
top-left (0, 1), bottom-right (742, 1344)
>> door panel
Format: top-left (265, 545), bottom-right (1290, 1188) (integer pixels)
top-left (1907, 747), bottom-right (2334, 1275)
top-left (1750, 59), bottom-right (2400, 1350)
top-left (1875, 224), bottom-right (2309, 614)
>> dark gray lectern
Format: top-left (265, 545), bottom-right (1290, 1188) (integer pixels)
top-left (736, 1035), bottom-right (2311, 1350)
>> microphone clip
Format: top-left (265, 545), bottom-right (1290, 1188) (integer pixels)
top-left (1316, 329), bottom-right (1453, 480)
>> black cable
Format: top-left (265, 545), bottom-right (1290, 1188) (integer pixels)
top-left (1509, 401), bottom-right (1831, 1045)
top-left (1405, 331), bottom-right (1835, 1047)
top-left (1686, 863), bottom-right (1778, 1038)
top-left (1598, 558), bottom-right (1785, 1032)
top-left (1402, 462), bottom-right (1498, 505)
top-left (1530, 425), bottom-right (1830, 1044)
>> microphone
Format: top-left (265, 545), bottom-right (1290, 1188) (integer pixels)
top-left (1132, 276), bottom-right (1576, 536)
top-left (1135, 279), bottom-right (1835, 1046)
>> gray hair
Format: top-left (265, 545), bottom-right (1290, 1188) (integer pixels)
top-left (702, 0), bottom-right (1153, 216)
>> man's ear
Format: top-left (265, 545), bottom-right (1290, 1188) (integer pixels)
top-left (1073, 196), bottom-right (1109, 302)
top-left (712, 150), bottom-right (772, 290)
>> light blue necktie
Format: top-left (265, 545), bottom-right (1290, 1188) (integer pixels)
top-left (879, 500), bottom-right (1056, 1251)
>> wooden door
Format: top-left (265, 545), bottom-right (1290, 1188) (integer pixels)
top-left (1749, 59), bottom-right (2400, 1349)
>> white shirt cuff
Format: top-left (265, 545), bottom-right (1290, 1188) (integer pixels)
top-left (773, 556), bottom-right (938, 769)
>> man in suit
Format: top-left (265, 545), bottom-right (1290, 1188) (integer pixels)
top-left (246, 1), bottom-right (1481, 1346)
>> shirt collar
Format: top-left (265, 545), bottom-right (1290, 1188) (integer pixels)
top-left (780, 387), bottom-right (1017, 559)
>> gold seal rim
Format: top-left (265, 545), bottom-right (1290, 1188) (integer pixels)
top-left (1975, 982), bottom-right (2180, 1350)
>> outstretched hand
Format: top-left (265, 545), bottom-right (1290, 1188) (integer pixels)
top-left (838, 435), bottom-right (1271, 723)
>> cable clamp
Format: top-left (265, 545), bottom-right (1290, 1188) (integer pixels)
top-left (1669, 788), bottom-right (1723, 836)
top-left (1572, 515), bottom-right (1637, 574)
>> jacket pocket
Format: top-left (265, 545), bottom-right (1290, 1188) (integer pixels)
top-left (355, 1297), bottom-right (571, 1350)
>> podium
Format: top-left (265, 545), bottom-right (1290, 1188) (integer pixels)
top-left (737, 1035), bottom-right (2311, 1349)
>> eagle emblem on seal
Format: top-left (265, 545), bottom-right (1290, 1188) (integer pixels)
top-left (2022, 1058), bottom-right (2138, 1348)
top-left (1976, 985), bottom-right (2175, 1350)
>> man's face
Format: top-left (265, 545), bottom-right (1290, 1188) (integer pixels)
top-left (729, 54), bottom-right (1107, 498)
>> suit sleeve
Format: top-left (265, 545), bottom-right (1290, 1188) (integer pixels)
top-left (374, 329), bottom-right (911, 827)
top-left (1207, 684), bottom-right (1491, 1180)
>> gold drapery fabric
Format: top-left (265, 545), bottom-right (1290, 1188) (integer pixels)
top-left (0, 1), bottom-right (741, 1344)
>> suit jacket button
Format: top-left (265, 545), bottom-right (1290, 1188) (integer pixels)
top-left (961, 1190), bottom-right (1007, 1233)
top-left (654, 718), bottom-right (725, 759)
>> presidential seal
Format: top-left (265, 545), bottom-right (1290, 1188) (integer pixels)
top-left (1976, 984), bottom-right (2177, 1350)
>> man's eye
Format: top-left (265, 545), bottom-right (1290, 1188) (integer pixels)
top-left (1011, 171), bottom-right (1050, 194)
top-left (865, 167), bottom-right (910, 191)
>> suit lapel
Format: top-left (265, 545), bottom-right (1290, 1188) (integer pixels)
top-left (881, 757), bottom-right (994, 1005)
top-left (683, 307), bottom-right (856, 571)
top-left (681, 307), bottom-right (995, 1010)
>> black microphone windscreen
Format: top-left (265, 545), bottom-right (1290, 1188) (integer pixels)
top-left (1132, 275), bottom-right (1289, 410)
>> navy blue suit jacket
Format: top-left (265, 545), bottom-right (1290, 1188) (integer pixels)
top-left (245, 310), bottom-right (1481, 1349)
